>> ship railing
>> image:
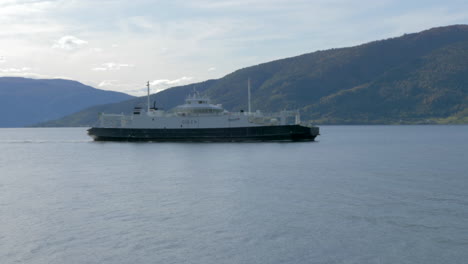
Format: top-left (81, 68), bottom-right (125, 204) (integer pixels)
top-left (248, 110), bottom-right (301, 125)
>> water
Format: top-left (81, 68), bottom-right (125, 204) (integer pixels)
top-left (0, 126), bottom-right (467, 264)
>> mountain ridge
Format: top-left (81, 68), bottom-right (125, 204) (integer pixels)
top-left (0, 77), bottom-right (134, 127)
top-left (38, 25), bottom-right (468, 126)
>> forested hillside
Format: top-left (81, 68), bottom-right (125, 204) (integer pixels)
top-left (39, 25), bottom-right (468, 126)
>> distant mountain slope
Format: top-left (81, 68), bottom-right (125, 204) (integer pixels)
top-left (0, 78), bottom-right (134, 127)
top-left (307, 41), bottom-right (468, 123)
top-left (42, 25), bottom-right (468, 126)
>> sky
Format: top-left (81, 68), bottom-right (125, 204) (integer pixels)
top-left (1, 0), bottom-right (468, 96)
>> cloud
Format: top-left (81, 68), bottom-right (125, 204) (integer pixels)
top-left (0, 0), bottom-right (63, 36)
top-left (0, 56), bottom-right (6, 63)
top-left (92, 62), bottom-right (134, 71)
top-left (0, 67), bottom-right (31, 73)
top-left (0, 0), bottom-right (54, 17)
top-left (124, 16), bottom-right (155, 31)
top-left (118, 15), bottom-right (162, 34)
top-left (90, 47), bottom-right (102, 52)
top-left (150, 76), bottom-right (194, 92)
top-left (98, 77), bottom-right (195, 95)
top-left (96, 79), bottom-right (145, 95)
top-left (97, 79), bottom-right (132, 91)
top-left (0, 23), bottom-right (63, 36)
top-left (208, 67), bottom-right (216, 71)
top-left (0, 67), bottom-right (70, 79)
top-left (52, 35), bottom-right (88, 51)
top-left (98, 80), bottom-right (118, 87)
top-left (150, 76), bottom-right (193, 86)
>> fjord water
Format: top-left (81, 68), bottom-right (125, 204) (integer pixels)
top-left (1, 126), bottom-right (467, 264)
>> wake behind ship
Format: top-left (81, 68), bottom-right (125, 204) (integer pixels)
top-left (88, 82), bottom-right (319, 142)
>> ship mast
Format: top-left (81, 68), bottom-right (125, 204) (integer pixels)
top-left (147, 81), bottom-right (150, 112)
top-left (248, 78), bottom-right (251, 114)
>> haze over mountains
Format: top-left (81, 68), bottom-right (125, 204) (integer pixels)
top-left (3, 25), bottom-right (468, 127)
top-left (0, 78), bottom-right (133, 127)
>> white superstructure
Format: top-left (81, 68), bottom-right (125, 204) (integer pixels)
top-left (98, 91), bottom-right (302, 129)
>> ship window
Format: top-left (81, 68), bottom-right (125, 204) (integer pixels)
top-left (199, 101), bottom-right (203, 104)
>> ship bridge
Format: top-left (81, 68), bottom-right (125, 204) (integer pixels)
top-left (173, 94), bottom-right (225, 115)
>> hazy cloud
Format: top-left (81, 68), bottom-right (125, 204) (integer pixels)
top-left (0, 0), bottom-right (63, 36)
top-left (0, 67), bottom-right (63, 79)
top-left (0, 67), bottom-right (31, 73)
top-left (208, 67), bottom-right (216, 71)
top-left (53, 36), bottom-right (88, 51)
top-left (97, 79), bottom-right (132, 91)
top-left (90, 47), bottom-right (103, 52)
top-left (0, 0), bottom-right (54, 17)
top-left (92, 62), bottom-right (134, 71)
top-left (150, 76), bottom-right (194, 92)
top-left (123, 16), bottom-right (156, 31)
top-left (0, 56), bottom-right (6, 63)
top-left (151, 76), bottom-right (193, 86)
top-left (98, 80), bottom-right (118, 87)
top-left (97, 79), bottom-right (146, 95)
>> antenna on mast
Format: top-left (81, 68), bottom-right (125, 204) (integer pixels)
top-left (147, 81), bottom-right (150, 112)
top-left (248, 78), bottom-right (251, 114)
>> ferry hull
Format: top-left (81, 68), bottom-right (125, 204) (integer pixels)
top-left (88, 125), bottom-right (319, 142)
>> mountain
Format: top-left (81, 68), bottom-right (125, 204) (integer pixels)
top-left (42, 25), bottom-right (468, 126)
top-left (0, 77), bottom-right (134, 127)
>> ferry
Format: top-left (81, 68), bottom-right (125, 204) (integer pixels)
top-left (87, 82), bottom-right (319, 142)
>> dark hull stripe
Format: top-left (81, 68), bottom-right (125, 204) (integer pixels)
top-left (88, 125), bottom-right (319, 142)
